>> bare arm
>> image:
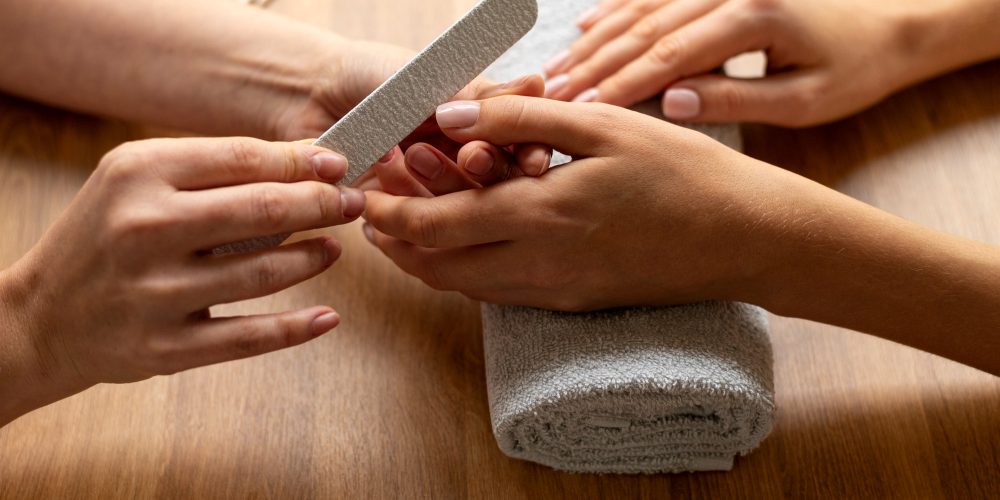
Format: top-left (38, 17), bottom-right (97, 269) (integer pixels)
top-left (0, 0), bottom-right (352, 138)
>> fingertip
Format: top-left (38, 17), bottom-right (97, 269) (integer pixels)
top-left (662, 87), bottom-right (702, 121)
top-left (309, 309), bottom-right (341, 337)
top-left (320, 236), bottom-right (342, 266)
top-left (362, 222), bottom-right (375, 245)
top-left (339, 187), bottom-right (367, 219)
top-left (309, 148), bottom-right (349, 182)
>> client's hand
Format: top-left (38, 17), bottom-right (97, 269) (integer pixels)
top-left (543, 0), bottom-right (935, 126)
top-left (361, 95), bottom-right (821, 311)
top-left (0, 138), bottom-right (363, 425)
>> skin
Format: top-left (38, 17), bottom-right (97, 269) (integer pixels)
top-left (365, 96), bottom-right (1000, 377)
top-left (542, 0), bottom-right (1000, 126)
top-left (0, 0), bottom-right (544, 426)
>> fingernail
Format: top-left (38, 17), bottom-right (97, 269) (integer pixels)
top-left (544, 74), bottom-right (570, 97)
top-left (310, 311), bottom-right (340, 337)
top-left (465, 148), bottom-right (495, 176)
top-left (340, 187), bottom-right (366, 219)
top-left (572, 87), bottom-right (599, 103)
top-left (500, 75), bottom-right (531, 89)
top-left (544, 49), bottom-right (571, 76)
top-left (377, 147), bottom-right (396, 164)
top-left (576, 5), bottom-right (602, 26)
top-left (362, 222), bottom-right (375, 244)
top-left (408, 148), bottom-right (444, 180)
top-left (312, 151), bottom-right (348, 181)
top-left (321, 237), bottom-right (341, 265)
top-left (436, 101), bottom-right (481, 129)
top-left (663, 88), bottom-right (701, 120)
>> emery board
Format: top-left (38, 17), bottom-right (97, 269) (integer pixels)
top-left (215, 0), bottom-right (537, 255)
top-left (314, 0), bottom-right (539, 185)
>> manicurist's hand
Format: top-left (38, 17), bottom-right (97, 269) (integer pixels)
top-left (543, 0), bottom-right (1000, 126)
top-left (362, 95), bottom-right (1000, 376)
top-left (0, 138), bottom-right (365, 426)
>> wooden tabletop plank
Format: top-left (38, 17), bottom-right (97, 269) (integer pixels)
top-left (1, 1), bottom-right (997, 498)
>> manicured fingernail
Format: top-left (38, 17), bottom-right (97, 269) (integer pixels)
top-left (340, 187), bottom-right (366, 219)
top-left (310, 311), bottom-right (340, 337)
top-left (312, 151), bottom-right (347, 181)
top-left (663, 88), bottom-right (701, 120)
top-left (465, 148), bottom-right (495, 176)
top-left (573, 87), bottom-right (599, 103)
top-left (500, 75), bottom-right (531, 89)
top-left (377, 147), bottom-right (396, 164)
top-left (576, 5), bottom-right (602, 26)
top-left (436, 101), bottom-right (481, 129)
top-left (408, 148), bottom-right (443, 180)
top-left (362, 223), bottom-right (375, 244)
top-left (544, 49), bottom-right (571, 76)
top-left (544, 74), bottom-right (570, 97)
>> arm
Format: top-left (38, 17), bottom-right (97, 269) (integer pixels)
top-left (543, 0), bottom-right (1000, 126)
top-left (0, 138), bottom-right (363, 427)
top-left (362, 96), bottom-right (1000, 375)
top-left (0, 0), bottom-right (410, 140)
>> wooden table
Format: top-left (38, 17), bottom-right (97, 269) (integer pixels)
top-left (1, 1), bottom-right (998, 498)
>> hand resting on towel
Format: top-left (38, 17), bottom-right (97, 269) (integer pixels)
top-left (363, 95), bottom-right (1000, 376)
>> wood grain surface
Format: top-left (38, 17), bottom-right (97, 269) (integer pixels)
top-left (1, 1), bottom-right (998, 498)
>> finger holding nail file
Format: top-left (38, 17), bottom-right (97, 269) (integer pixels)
top-left (217, 0), bottom-right (538, 254)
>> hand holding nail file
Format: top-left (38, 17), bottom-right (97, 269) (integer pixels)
top-left (217, 0), bottom-right (537, 254)
top-left (315, 0), bottom-right (539, 185)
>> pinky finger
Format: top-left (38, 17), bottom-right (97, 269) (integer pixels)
top-left (172, 306), bottom-right (340, 371)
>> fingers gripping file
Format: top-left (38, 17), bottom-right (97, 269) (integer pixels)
top-left (217, 0), bottom-right (538, 254)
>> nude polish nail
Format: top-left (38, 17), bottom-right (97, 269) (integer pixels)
top-left (544, 49), bottom-right (571, 76)
top-left (436, 101), bottom-right (481, 129)
top-left (662, 88), bottom-right (701, 120)
top-left (576, 5), bottom-right (602, 26)
top-left (310, 311), bottom-right (341, 337)
top-left (573, 87), bottom-right (599, 103)
top-left (544, 74), bottom-right (570, 97)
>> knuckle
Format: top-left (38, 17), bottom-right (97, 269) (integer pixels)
top-left (250, 254), bottom-right (282, 293)
top-left (231, 327), bottom-right (272, 358)
top-left (312, 183), bottom-right (338, 222)
top-left (404, 204), bottom-right (442, 247)
top-left (138, 336), bottom-right (181, 375)
top-left (629, 15), bottom-right (662, 42)
top-left (98, 141), bottom-right (150, 183)
top-left (227, 138), bottom-right (267, 176)
top-left (647, 35), bottom-right (685, 66)
top-left (717, 82), bottom-right (748, 115)
top-left (251, 186), bottom-right (290, 230)
top-left (107, 207), bottom-right (174, 246)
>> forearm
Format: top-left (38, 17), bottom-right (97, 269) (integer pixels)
top-left (0, 0), bottom-right (344, 138)
top-left (747, 176), bottom-right (1000, 375)
top-left (896, 0), bottom-right (1000, 86)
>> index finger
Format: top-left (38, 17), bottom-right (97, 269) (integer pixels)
top-left (145, 137), bottom-right (349, 190)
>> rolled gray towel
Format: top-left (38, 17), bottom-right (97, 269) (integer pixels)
top-left (482, 0), bottom-right (774, 474)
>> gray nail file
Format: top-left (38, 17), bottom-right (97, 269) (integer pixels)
top-left (216, 0), bottom-right (537, 255)
top-left (315, 0), bottom-right (539, 185)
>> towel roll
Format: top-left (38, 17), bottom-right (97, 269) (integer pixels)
top-left (481, 0), bottom-right (775, 473)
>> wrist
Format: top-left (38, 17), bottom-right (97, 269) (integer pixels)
top-left (890, 0), bottom-right (1000, 89)
top-left (0, 260), bottom-right (88, 426)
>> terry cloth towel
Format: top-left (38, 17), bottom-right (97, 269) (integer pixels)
top-left (481, 0), bottom-right (774, 474)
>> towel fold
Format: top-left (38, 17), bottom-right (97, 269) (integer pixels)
top-left (481, 0), bottom-right (774, 474)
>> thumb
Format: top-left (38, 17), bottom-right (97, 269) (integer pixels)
top-left (434, 95), bottom-right (622, 157)
top-left (662, 74), bottom-right (816, 126)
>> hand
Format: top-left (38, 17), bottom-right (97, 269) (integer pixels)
top-left (543, 0), bottom-right (929, 126)
top-left (0, 138), bottom-right (364, 424)
top-left (360, 95), bottom-right (822, 311)
top-left (366, 75), bottom-right (553, 197)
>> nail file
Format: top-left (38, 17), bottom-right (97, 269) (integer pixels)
top-left (216, 0), bottom-right (538, 255)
